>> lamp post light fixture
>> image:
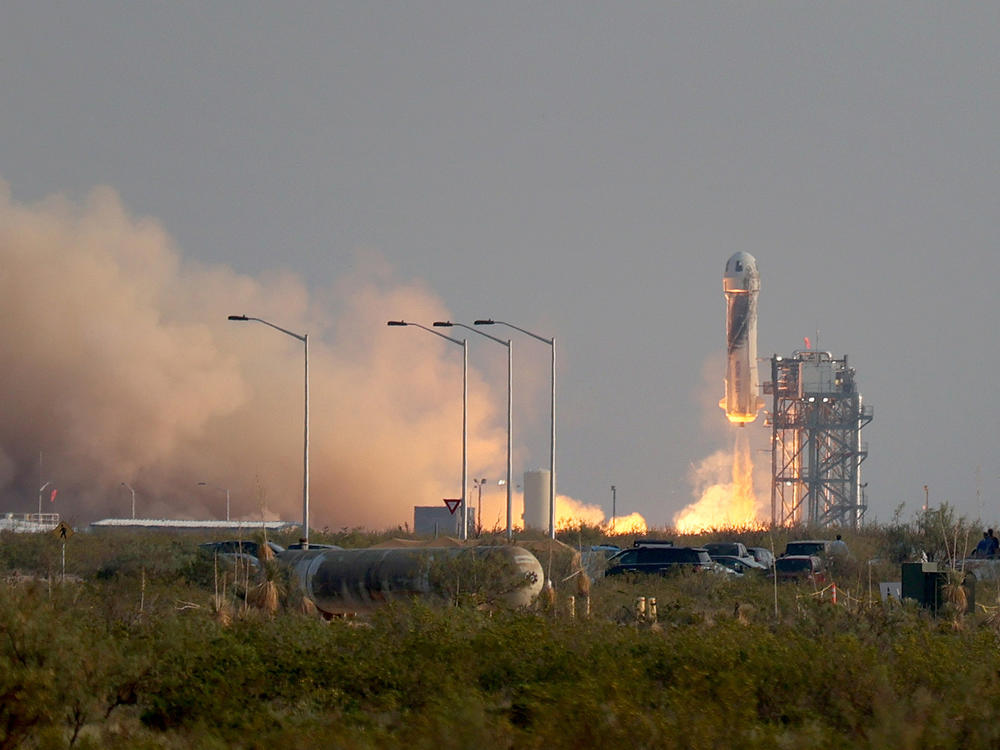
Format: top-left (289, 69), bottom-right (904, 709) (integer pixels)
top-left (475, 319), bottom-right (556, 539)
top-left (387, 320), bottom-right (469, 540)
top-left (121, 482), bottom-right (136, 519)
top-left (435, 320), bottom-right (514, 541)
top-left (197, 482), bottom-right (231, 521)
top-left (228, 315), bottom-right (310, 547)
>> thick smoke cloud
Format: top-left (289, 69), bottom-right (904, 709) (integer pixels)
top-left (0, 182), bottom-right (513, 528)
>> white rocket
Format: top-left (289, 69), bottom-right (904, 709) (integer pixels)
top-left (720, 252), bottom-right (764, 425)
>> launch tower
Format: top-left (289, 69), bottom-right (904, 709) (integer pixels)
top-left (764, 351), bottom-right (873, 528)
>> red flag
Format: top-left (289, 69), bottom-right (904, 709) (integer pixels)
top-left (50, 488), bottom-right (57, 503)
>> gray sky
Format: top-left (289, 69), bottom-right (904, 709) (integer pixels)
top-left (1, 3), bottom-right (997, 528)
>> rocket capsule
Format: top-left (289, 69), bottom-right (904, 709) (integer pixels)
top-left (721, 252), bottom-right (764, 425)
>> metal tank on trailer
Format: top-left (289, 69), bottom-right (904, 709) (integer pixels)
top-left (279, 545), bottom-right (544, 616)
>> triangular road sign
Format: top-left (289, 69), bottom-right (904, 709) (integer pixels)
top-left (443, 498), bottom-right (462, 515)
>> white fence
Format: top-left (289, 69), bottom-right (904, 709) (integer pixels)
top-left (0, 512), bottom-right (61, 533)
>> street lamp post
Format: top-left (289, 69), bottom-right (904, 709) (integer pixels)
top-left (38, 481), bottom-right (52, 517)
top-left (611, 485), bottom-right (616, 531)
top-left (476, 319), bottom-right (556, 539)
top-left (388, 320), bottom-right (468, 540)
top-left (435, 321), bottom-right (513, 541)
top-left (37, 452), bottom-right (52, 518)
top-left (229, 315), bottom-right (310, 547)
top-left (472, 477), bottom-right (487, 536)
top-left (121, 482), bottom-right (136, 519)
top-left (197, 482), bottom-right (231, 521)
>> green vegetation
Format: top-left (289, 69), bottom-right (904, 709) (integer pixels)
top-left (3, 510), bottom-right (1000, 748)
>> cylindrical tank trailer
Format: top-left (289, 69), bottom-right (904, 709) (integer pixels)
top-left (278, 545), bottom-right (544, 615)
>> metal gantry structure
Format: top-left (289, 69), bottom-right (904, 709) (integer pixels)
top-left (764, 351), bottom-right (873, 528)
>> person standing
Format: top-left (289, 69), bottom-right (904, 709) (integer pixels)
top-left (974, 532), bottom-right (991, 558)
top-left (830, 534), bottom-right (849, 559)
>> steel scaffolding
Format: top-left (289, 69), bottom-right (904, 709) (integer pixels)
top-left (764, 351), bottom-right (873, 528)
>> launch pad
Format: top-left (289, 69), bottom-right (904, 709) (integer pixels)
top-left (764, 351), bottom-right (873, 528)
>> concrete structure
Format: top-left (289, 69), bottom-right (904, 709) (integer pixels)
top-left (89, 518), bottom-right (298, 532)
top-left (523, 469), bottom-right (551, 531)
top-left (0, 512), bottom-right (60, 533)
top-left (764, 351), bottom-right (873, 527)
top-left (413, 506), bottom-right (475, 537)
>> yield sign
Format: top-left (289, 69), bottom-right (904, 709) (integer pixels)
top-left (443, 498), bottom-right (462, 515)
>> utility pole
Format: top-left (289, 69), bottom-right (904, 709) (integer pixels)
top-left (611, 485), bottom-right (616, 531)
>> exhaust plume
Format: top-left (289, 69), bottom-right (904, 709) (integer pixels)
top-left (0, 180), bottom-right (643, 533)
top-left (672, 352), bottom-right (769, 533)
top-left (0, 182), bottom-right (514, 527)
top-left (674, 429), bottom-right (766, 533)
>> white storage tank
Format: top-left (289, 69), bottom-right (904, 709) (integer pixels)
top-left (522, 469), bottom-right (551, 531)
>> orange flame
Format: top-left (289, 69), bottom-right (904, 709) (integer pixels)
top-left (674, 430), bottom-right (765, 533)
top-left (606, 513), bottom-right (648, 535)
top-left (553, 494), bottom-right (648, 534)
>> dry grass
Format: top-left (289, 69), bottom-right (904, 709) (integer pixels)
top-left (257, 539), bottom-right (275, 562)
top-left (248, 579), bottom-right (280, 615)
top-left (212, 595), bottom-right (234, 627)
top-left (538, 579), bottom-right (556, 612)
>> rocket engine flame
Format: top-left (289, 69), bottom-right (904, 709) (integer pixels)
top-left (476, 490), bottom-right (648, 535)
top-left (606, 513), bottom-right (648, 535)
top-left (674, 426), bottom-right (765, 534)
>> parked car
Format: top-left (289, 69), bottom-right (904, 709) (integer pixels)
top-left (198, 540), bottom-right (285, 569)
top-left (200, 540), bottom-right (285, 557)
top-left (704, 541), bottom-right (753, 560)
top-left (774, 555), bottom-right (826, 584)
top-left (747, 546), bottom-right (775, 568)
top-left (782, 540), bottom-right (832, 558)
top-left (631, 539), bottom-right (675, 548)
top-left (606, 545), bottom-right (715, 576)
top-left (711, 555), bottom-right (768, 575)
top-left (588, 544), bottom-right (622, 555)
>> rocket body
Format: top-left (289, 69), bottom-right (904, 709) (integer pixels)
top-left (721, 252), bottom-right (763, 424)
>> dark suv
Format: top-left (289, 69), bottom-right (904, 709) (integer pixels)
top-left (606, 545), bottom-right (714, 576)
top-left (775, 555), bottom-right (826, 584)
top-left (198, 540), bottom-right (285, 570)
top-left (782, 540), bottom-right (831, 558)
